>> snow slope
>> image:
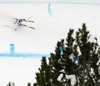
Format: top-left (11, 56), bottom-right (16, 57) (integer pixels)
top-left (0, 1), bottom-right (99, 86)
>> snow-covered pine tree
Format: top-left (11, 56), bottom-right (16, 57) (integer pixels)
top-left (34, 23), bottom-right (100, 86)
top-left (75, 24), bottom-right (100, 86)
top-left (59, 29), bottom-right (78, 86)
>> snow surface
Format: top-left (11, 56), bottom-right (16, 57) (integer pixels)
top-left (0, 0), bottom-right (100, 86)
top-left (66, 75), bottom-right (76, 85)
top-left (57, 74), bottom-right (63, 82)
top-left (57, 74), bottom-right (76, 85)
top-left (0, 57), bottom-right (41, 86)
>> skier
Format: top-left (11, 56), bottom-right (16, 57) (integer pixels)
top-left (14, 18), bottom-right (26, 26)
top-left (3, 17), bottom-right (35, 30)
top-left (14, 18), bottom-right (26, 30)
top-left (13, 18), bottom-right (35, 30)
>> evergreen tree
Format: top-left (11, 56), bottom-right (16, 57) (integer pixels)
top-left (34, 23), bottom-right (100, 86)
top-left (7, 82), bottom-right (11, 86)
top-left (49, 40), bottom-right (64, 86)
top-left (59, 30), bottom-right (77, 86)
top-left (27, 83), bottom-right (31, 86)
top-left (75, 24), bottom-right (100, 86)
top-left (7, 82), bottom-right (15, 86)
top-left (34, 57), bottom-right (52, 86)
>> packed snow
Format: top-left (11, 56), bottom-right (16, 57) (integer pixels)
top-left (0, 0), bottom-right (99, 86)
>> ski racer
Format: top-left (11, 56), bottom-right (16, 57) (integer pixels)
top-left (14, 18), bottom-right (35, 30)
top-left (14, 19), bottom-right (26, 30)
top-left (3, 17), bottom-right (35, 30)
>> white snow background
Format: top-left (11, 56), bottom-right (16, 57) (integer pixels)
top-left (0, 0), bottom-right (99, 86)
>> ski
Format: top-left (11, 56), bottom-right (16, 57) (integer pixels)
top-left (29, 26), bottom-right (35, 29)
top-left (3, 25), bottom-right (18, 30)
top-left (21, 24), bottom-right (35, 29)
top-left (13, 18), bottom-right (34, 23)
top-left (3, 25), bottom-right (14, 29)
top-left (4, 17), bottom-right (36, 30)
top-left (26, 20), bottom-right (34, 23)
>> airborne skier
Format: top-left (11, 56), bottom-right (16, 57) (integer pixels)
top-left (3, 17), bottom-right (35, 30)
top-left (14, 18), bottom-right (35, 30)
